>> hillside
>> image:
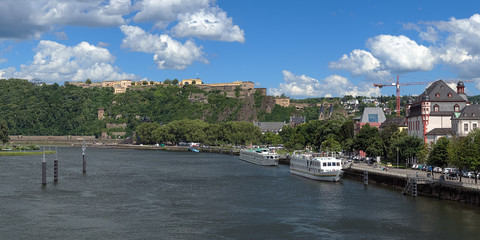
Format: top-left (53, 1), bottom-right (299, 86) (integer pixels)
top-left (0, 78), bottom-right (292, 137)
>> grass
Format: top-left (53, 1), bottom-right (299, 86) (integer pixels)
top-left (0, 151), bottom-right (56, 156)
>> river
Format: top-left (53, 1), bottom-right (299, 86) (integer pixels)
top-left (1, 147), bottom-right (480, 239)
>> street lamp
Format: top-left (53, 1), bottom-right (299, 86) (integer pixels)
top-left (396, 147), bottom-right (399, 169)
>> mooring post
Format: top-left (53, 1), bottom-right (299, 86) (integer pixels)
top-left (364, 170), bottom-right (368, 185)
top-left (42, 148), bottom-right (47, 186)
top-left (82, 142), bottom-right (86, 174)
top-left (53, 147), bottom-right (58, 182)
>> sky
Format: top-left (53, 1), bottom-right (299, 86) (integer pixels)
top-left (1, 0), bottom-right (480, 98)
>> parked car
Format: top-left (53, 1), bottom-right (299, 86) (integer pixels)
top-left (443, 168), bottom-right (453, 174)
top-left (412, 164), bottom-right (418, 169)
top-left (446, 173), bottom-right (459, 180)
top-left (468, 171), bottom-right (476, 178)
top-left (433, 167), bottom-right (443, 173)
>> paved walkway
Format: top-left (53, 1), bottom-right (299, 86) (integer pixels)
top-left (346, 162), bottom-right (480, 190)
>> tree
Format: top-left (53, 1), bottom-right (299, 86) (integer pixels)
top-left (428, 137), bottom-right (449, 168)
top-left (448, 135), bottom-right (469, 182)
top-left (262, 132), bottom-right (282, 145)
top-left (164, 79), bottom-right (172, 85)
top-left (353, 123), bottom-right (381, 156)
top-left (0, 120), bottom-right (9, 147)
top-left (172, 79), bottom-right (179, 85)
top-left (85, 79), bottom-right (92, 84)
top-left (321, 136), bottom-right (341, 153)
top-left (392, 135), bottom-right (423, 166)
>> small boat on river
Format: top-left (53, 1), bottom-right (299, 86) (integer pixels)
top-left (239, 148), bottom-right (279, 166)
top-left (188, 147), bottom-right (200, 152)
top-left (290, 151), bottom-right (343, 182)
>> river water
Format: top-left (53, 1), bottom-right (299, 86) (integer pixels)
top-left (1, 147), bottom-right (480, 239)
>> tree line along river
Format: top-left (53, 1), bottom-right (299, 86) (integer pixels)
top-left (1, 147), bottom-right (480, 239)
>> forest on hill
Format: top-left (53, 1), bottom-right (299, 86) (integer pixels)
top-left (0, 78), bottom-right (312, 136)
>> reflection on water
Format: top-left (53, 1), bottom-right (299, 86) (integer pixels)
top-left (1, 147), bottom-right (480, 239)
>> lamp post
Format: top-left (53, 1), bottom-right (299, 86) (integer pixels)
top-left (396, 147), bottom-right (399, 169)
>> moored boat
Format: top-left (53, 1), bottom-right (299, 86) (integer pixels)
top-left (239, 148), bottom-right (279, 166)
top-left (290, 151), bottom-right (343, 182)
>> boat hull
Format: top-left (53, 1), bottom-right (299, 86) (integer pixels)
top-left (239, 150), bottom-right (278, 166)
top-left (290, 168), bottom-right (343, 182)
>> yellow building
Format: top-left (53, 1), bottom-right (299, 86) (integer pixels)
top-left (180, 78), bottom-right (203, 85)
top-left (275, 97), bottom-right (290, 107)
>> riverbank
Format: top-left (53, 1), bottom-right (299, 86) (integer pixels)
top-left (0, 150), bottom-right (56, 156)
top-left (343, 163), bottom-right (480, 206)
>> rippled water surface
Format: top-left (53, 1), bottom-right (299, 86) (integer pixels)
top-left (1, 147), bottom-right (480, 239)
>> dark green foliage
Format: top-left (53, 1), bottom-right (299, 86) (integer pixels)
top-left (0, 120), bottom-right (9, 146)
top-left (428, 137), bottom-right (449, 168)
top-left (258, 105), bottom-right (295, 122)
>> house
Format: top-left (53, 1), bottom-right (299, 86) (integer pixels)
top-left (253, 121), bottom-right (286, 134)
top-left (380, 116), bottom-right (407, 131)
top-left (451, 104), bottom-right (480, 137)
top-left (289, 116), bottom-right (306, 128)
top-left (406, 80), bottom-right (468, 143)
top-left (354, 107), bottom-right (386, 134)
top-left (275, 97), bottom-right (290, 107)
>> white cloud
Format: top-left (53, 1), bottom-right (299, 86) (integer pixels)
top-left (329, 49), bottom-right (390, 80)
top-left (428, 14), bottom-right (480, 78)
top-left (366, 35), bottom-right (436, 72)
top-left (133, 0), bottom-right (210, 28)
top-left (269, 70), bottom-right (380, 98)
top-left (120, 25), bottom-right (207, 70)
top-left (0, 0), bottom-right (130, 39)
top-left (0, 40), bottom-right (134, 83)
top-left (172, 6), bottom-right (245, 42)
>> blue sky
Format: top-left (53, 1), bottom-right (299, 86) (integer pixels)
top-left (1, 0), bottom-right (480, 98)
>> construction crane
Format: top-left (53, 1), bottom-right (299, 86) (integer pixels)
top-left (374, 76), bottom-right (473, 117)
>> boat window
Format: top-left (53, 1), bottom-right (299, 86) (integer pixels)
top-left (337, 162), bottom-right (341, 166)
top-left (328, 162), bottom-right (331, 166)
top-left (323, 162), bottom-right (326, 166)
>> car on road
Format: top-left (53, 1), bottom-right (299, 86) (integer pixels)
top-left (446, 173), bottom-right (459, 180)
top-left (433, 167), bottom-right (443, 173)
top-left (468, 171), bottom-right (476, 178)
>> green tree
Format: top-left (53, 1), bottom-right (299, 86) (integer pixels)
top-left (164, 79), bottom-right (172, 85)
top-left (428, 137), bottom-right (449, 168)
top-left (353, 123), bottom-right (380, 156)
top-left (321, 136), bottom-right (341, 153)
top-left (262, 132), bottom-right (282, 145)
top-left (85, 79), bottom-right (92, 84)
top-left (172, 79), bottom-right (179, 85)
top-left (0, 120), bottom-right (9, 147)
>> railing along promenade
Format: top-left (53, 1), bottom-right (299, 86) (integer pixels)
top-left (346, 162), bottom-right (480, 190)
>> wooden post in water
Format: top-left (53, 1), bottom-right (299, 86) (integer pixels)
top-left (42, 148), bottom-right (47, 186)
top-left (364, 170), bottom-right (368, 185)
top-left (82, 142), bottom-right (86, 174)
top-left (53, 147), bottom-right (58, 182)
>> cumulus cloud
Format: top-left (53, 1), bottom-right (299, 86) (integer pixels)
top-left (366, 35), bottom-right (436, 72)
top-left (269, 70), bottom-right (380, 98)
top-left (0, 40), bottom-right (134, 83)
top-left (120, 25), bottom-right (207, 70)
top-left (172, 6), bottom-right (245, 42)
top-left (427, 14), bottom-right (480, 78)
top-left (133, 0), bottom-right (210, 26)
top-left (329, 49), bottom-right (390, 80)
top-left (0, 0), bottom-right (130, 40)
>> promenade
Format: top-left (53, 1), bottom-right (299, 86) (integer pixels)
top-left (346, 162), bottom-right (480, 190)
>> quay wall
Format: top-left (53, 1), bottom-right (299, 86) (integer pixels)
top-left (343, 168), bottom-right (480, 206)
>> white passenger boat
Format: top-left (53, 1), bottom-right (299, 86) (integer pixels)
top-left (290, 152), bottom-right (343, 182)
top-left (239, 148), bottom-right (279, 166)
